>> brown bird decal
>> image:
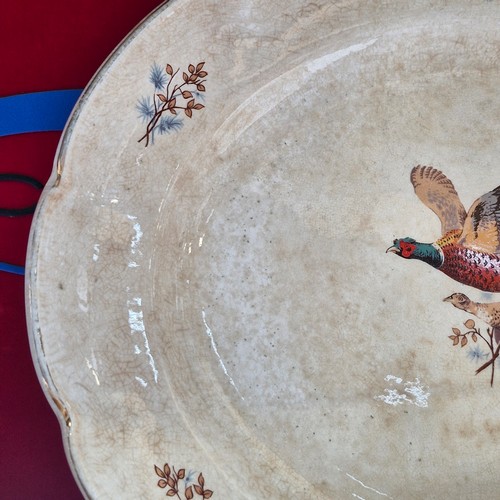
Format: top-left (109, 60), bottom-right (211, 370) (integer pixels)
top-left (444, 292), bottom-right (500, 379)
top-left (443, 293), bottom-right (500, 342)
top-left (387, 165), bottom-right (500, 292)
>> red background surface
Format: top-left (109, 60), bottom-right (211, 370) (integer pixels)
top-left (0, 2), bottom-right (164, 498)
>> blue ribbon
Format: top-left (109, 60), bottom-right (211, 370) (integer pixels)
top-left (0, 89), bottom-right (82, 136)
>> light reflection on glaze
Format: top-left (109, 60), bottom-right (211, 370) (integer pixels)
top-left (213, 38), bottom-right (378, 154)
top-left (128, 215), bottom-right (143, 268)
top-left (205, 208), bottom-right (215, 224)
top-left (127, 296), bottom-right (159, 384)
top-left (77, 266), bottom-right (89, 313)
top-left (336, 466), bottom-right (393, 499)
top-left (124, 217), bottom-right (158, 386)
top-left (201, 309), bottom-right (244, 400)
top-left (92, 243), bottom-right (100, 262)
top-left (85, 351), bottom-right (101, 386)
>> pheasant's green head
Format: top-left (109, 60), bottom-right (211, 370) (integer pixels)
top-left (386, 237), bottom-right (418, 259)
top-left (386, 237), bottom-right (443, 268)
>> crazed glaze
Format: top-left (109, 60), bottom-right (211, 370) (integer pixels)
top-left (26, 1), bottom-right (500, 498)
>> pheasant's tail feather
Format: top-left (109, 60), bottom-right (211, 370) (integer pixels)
top-left (410, 165), bottom-right (467, 236)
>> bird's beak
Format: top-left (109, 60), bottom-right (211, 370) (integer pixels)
top-left (386, 245), bottom-right (399, 254)
top-left (443, 295), bottom-right (453, 302)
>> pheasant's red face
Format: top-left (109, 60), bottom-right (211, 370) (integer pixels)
top-left (400, 240), bottom-right (416, 258)
top-left (386, 237), bottom-right (419, 259)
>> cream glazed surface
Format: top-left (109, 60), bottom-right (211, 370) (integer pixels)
top-left (27, 1), bottom-right (500, 498)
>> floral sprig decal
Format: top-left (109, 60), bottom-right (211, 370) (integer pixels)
top-left (138, 62), bottom-right (207, 146)
top-left (154, 463), bottom-right (213, 499)
top-left (448, 319), bottom-right (500, 387)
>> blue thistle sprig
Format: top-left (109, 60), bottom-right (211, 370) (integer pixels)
top-left (149, 62), bottom-right (168, 90)
top-left (138, 62), bottom-right (207, 147)
top-left (136, 96), bottom-right (155, 122)
top-left (449, 319), bottom-right (500, 386)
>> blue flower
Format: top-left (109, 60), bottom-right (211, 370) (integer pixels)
top-left (149, 63), bottom-right (167, 90)
top-left (157, 115), bottom-right (184, 135)
top-left (136, 96), bottom-right (154, 121)
top-left (467, 346), bottom-right (489, 363)
top-left (183, 469), bottom-right (196, 486)
top-left (192, 90), bottom-right (205, 102)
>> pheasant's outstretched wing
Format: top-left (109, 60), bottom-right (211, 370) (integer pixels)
top-left (458, 185), bottom-right (500, 254)
top-left (410, 165), bottom-right (467, 235)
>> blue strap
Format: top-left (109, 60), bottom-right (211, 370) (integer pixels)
top-left (0, 89), bottom-right (83, 274)
top-left (0, 262), bottom-right (25, 276)
top-left (0, 89), bottom-right (82, 136)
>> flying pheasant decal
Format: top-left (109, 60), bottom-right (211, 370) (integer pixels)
top-left (387, 165), bottom-right (500, 292)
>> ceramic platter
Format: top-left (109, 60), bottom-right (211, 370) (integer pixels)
top-left (27, 1), bottom-right (500, 498)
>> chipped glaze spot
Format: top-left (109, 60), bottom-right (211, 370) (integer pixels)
top-left (376, 375), bottom-right (430, 408)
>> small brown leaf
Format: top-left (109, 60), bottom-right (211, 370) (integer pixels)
top-left (166, 64), bottom-right (173, 75)
top-left (158, 479), bottom-right (168, 489)
top-left (183, 72), bottom-right (189, 82)
top-left (188, 64), bottom-right (195, 73)
top-left (194, 485), bottom-right (203, 495)
top-left (168, 98), bottom-right (177, 109)
top-left (203, 491), bottom-right (213, 499)
top-left (197, 84), bottom-right (206, 92)
top-left (472, 332), bottom-right (478, 343)
top-left (157, 94), bottom-right (167, 102)
top-left (198, 473), bottom-right (205, 487)
top-left (453, 336), bottom-right (460, 346)
top-left (196, 62), bottom-right (205, 72)
top-left (167, 489), bottom-right (177, 497)
top-left (167, 476), bottom-right (176, 488)
top-left (452, 327), bottom-right (461, 335)
top-left (164, 463), bottom-right (171, 477)
top-left (464, 319), bottom-right (475, 329)
top-left (189, 74), bottom-right (197, 82)
top-left (182, 91), bottom-right (193, 99)
top-left (155, 465), bottom-right (166, 478)
top-left (185, 486), bottom-right (194, 499)
top-left (461, 336), bottom-right (468, 347)
top-left (185, 108), bottom-right (193, 118)
top-left (177, 469), bottom-right (185, 479)
top-left (198, 71), bottom-right (208, 78)
top-left (193, 104), bottom-right (205, 110)
top-left (187, 99), bottom-right (195, 109)
top-left (169, 108), bottom-right (177, 115)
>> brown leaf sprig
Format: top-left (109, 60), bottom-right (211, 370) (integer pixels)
top-left (155, 463), bottom-right (213, 499)
top-left (139, 62), bottom-right (207, 147)
top-left (449, 319), bottom-right (500, 387)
